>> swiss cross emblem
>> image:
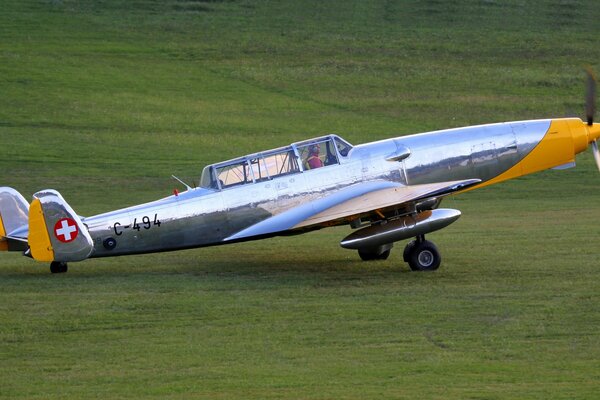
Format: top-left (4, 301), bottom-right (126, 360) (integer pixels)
top-left (53, 218), bottom-right (79, 243)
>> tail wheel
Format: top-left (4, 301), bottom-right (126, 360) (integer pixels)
top-left (50, 262), bottom-right (68, 274)
top-left (407, 240), bottom-right (441, 271)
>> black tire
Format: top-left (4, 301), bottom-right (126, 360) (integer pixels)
top-left (50, 262), bottom-right (68, 274)
top-left (50, 262), bottom-right (59, 274)
top-left (358, 249), bottom-right (378, 261)
top-left (377, 249), bottom-right (391, 260)
top-left (358, 246), bottom-right (391, 261)
top-left (403, 240), bottom-right (417, 262)
top-left (407, 240), bottom-right (441, 271)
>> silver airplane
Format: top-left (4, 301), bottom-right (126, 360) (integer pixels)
top-left (1, 75), bottom-right (599, 273)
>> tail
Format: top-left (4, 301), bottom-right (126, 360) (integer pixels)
top-left (0, 187), bottom-right (30, 251)
top-left (28, 190), bottom-right (94, 262)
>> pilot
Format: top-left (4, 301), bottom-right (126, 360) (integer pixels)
top-left (305, 144), bottom-right (324, 170)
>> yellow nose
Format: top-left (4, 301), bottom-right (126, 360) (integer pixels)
top-left (588, 122), bottom-right (600, 143)
top-left (570, 119), bottom-right (600, 154)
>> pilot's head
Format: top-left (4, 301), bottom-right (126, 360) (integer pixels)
top-left (309, 144), bottom-right (320, 154)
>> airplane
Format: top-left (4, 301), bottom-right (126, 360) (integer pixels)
top-left (1, 72), bottom-right (599, 274)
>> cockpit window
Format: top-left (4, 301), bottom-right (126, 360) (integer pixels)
top-left (216, 160), bottom-right (253, 188)
top-left (200, 166), bottom-right (217, 189)
top-left (298, 138), bottom-right (339, 170)
top-left (262, 150), bottom-right (300, 178)
top-left (334, 136), bottom-right (352, 157)
top-left (249, 157), bottom-right (268, 182)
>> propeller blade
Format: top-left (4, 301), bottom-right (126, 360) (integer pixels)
top-left (592, 140), bottom-right (600, 172)
top-left (585, 67), bottom-right (597, 125)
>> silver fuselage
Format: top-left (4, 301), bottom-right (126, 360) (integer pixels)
top-left (83, 120), bottom-right (550, 257)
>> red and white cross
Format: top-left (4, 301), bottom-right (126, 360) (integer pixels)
top-left (54, 218), bottom-right (79, 243)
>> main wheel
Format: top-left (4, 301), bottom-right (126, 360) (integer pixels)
top-left (358, 245), bottom-right (392, 261)
top-left (50, 262), bottom-right (68, 274)
top-left (403, 240), bottom-right (417, 262)
top-left (358, 249), bottom-right (391, 261)
top-left (376, 249), bottom-right (391, 260)
top-left (407, 240), bottom-right (441, 271)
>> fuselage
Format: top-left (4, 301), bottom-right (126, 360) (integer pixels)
top-left (83, 118), bottom-right (597, 258)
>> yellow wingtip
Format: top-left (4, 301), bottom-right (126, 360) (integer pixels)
top-left (28, 198), bottom-right (54, 262)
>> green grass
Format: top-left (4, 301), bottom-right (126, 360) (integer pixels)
top-left (1, 0), bottom-right (600, 398)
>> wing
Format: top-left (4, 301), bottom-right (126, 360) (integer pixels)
top-left (295, 178), bottom-right (480, 228)
top-left (225, 178), bottom-right (480, 241)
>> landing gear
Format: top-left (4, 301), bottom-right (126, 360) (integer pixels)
top-left (357, 243), bottom-right (393, 261)
top-left (403, 235), bottom-right (441, 271)
top-left (354, 235), bottom-right (442, 271)
top-left (50, 262), bottom-right (68, 274)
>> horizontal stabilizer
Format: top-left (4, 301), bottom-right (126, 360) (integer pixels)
top-left (29, 190), bottom-right (93, 262)
top-left (0, 187), bottom-right (29, 251)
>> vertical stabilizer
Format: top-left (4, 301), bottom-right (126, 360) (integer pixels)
top-left (28, 190), bottom-right (93, 262)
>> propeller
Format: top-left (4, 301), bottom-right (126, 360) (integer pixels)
top-left (593, 140), bottom-right (600, 171)
top-left (585, 67), bottom-right (600, 171)
top-left (585, 67), bottom-right (596, 126)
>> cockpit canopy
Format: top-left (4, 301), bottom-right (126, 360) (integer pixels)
top-left (200, 134), bottom-right (352, 190)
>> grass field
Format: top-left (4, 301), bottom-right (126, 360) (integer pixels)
top-left (1, 0), bottom-right (600, 398)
